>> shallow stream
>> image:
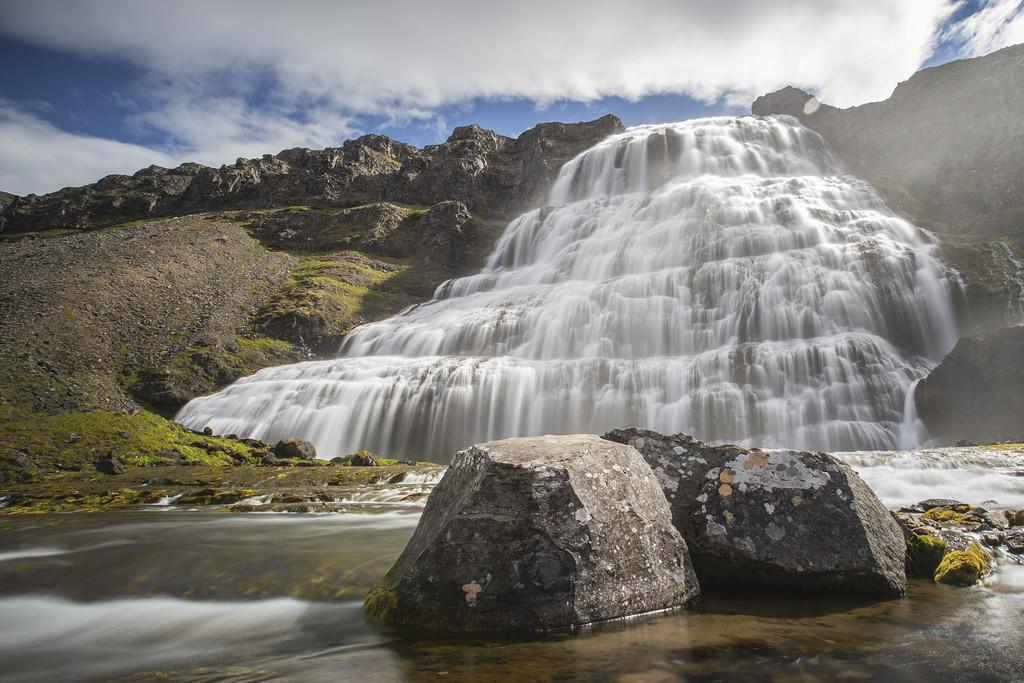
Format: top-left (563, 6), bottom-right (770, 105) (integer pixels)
top-left (1, 446), bottom-right (1022, 682)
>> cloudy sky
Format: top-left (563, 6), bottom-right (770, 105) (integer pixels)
top-left (1, 0), bottom-right (1022, 196)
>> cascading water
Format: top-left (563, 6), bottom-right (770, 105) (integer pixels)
top-left (990, 241), bottom-right (1024, 323)
top-left (176, 116), bottom-right (960, 460)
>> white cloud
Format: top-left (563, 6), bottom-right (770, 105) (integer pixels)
top-left (945, 0), bottom-right (1024, 56)
top-left (0, 101), bottom-right (176, 196)
top-left (0, 0), bottom-right (963, 195)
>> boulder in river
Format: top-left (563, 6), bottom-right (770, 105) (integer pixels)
top-left (271, 437), bottom-right (317, 460)
top-left (604, 428), bottom-right (907, 597)
top-left (364, 434), bottom-right (700, 633)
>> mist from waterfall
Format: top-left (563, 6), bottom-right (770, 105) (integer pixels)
top-left (176, 116), bottom-right (959, 460)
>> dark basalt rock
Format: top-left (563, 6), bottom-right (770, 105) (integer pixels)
top-left (365, 434), bottom-right (700, 633)
top-left (916, 325), bottom-right (1024, 444)
top-left (603, 428), bottom-right (907, 597)
top-left (95, 454), bottom-right (125, 475)
top-left (1, 116), bottom-right (624, 234)
top-left (271, 437), bottom-right (317, 461)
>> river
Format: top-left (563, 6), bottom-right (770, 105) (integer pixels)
top-left (1, 446), bottom-right (1022, 682)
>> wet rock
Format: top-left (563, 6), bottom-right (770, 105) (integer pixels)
top-left (95, 454), bottom-right (125, 475)
top-left (349, 451), bottom-right (379, 467)
top-left (261, 453), bottom-right (281, 466)
top-left (1005, 510), bottom-right (1024, 528)
top-left (917, 498), bottom-right (967, 511)
top-left (604, 428), bottom-right (906, 597)
top-left (272, 437), bottom-right (317, 460)
top-left (365, 434), bottom-right (700, 633)
top-left (934, 543), bottom-right (992, 586)
top-left (1005, 529), bottom-right (1024, 554)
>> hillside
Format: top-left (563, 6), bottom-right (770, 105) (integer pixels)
top-left (0, 116), bottom-right (622, 475)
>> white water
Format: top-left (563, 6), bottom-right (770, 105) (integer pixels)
top-left (838, 445), bottom-right (1024, 509)
top-left (177, 116), bottom-right (959, 460)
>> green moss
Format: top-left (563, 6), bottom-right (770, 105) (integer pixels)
top-left (224, 335), bottom-right (296, 368)
top-left (0, 405), bottom-right (265, 473)
top-left (364, 578), bottom-right (399, 622)
top-left (906, 530), bottom-right (948, 578)
top-left (922, 505), bottom-right (981, 526)
top-left (934, 543), bottom-right (991, 586)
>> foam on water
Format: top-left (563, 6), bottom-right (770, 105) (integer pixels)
top-left (177, 116), bottom-right (959, 460)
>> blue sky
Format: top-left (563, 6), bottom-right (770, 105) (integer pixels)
top-left (1, 0), bottom-right (1021, 195)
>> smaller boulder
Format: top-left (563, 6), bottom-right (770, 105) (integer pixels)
top-left (906, 530), bottom-right (948, 579)
top-left (272, 437), bottom-right (317, 460)
top-left (349, 451), bottom-right (379, 467)
top-left (329, 456), bottom-right (348, 465)
top-left (96, 454), bottom-right (125, 475)
top-left (261, 453), bottom-right (280, 466)
top-left (604, 428), bottom-right (907, 597)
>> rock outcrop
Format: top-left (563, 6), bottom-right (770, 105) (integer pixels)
top-left (915, 325), bottom-right (1024, 444)
top-left (752, 45), bottom-right (1024, 336)
top-left (0, 116), bottom-right (624, 234)
top-left (365, 434), bottom-right (700, 633)
top-left (604, 428), bottom-right (907, 597)
top-left (752, 44), bottom-right (1024, 238)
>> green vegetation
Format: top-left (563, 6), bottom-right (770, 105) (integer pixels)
top-left (364, 577), bottom-right (399, 622)
top-left (257, 250), bottom-right (449, 346)
top-left (0, 405), bottom-right (266, 477)
top-left (906, 530), bottom-right (948, 579)
top-left (934, 543), bottom-right (991, 586)
top-left (921, 504), bottom-right (985, 527)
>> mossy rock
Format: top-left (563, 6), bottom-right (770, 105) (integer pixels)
top-left (921, 505), bottom-right (985, 527)
top-left (906, 530), bottom-right (948, 579)
top-left (934, 543), bottom-right (991, 586)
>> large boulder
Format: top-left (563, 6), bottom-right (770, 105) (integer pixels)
top-left (604, 428), bottom-right (907, 597)
top-left (364, 434), bottom-right (700, 633)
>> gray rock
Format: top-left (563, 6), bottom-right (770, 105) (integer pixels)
top-left (604, 428), bottom-right (907, 597)
top-left (365, 434), bottom-right (700, 633)
top-left (271, 437), bottom-right (317, 460)
top-left (260, 453), bottom-right (280, 466)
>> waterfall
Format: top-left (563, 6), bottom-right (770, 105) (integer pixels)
top-left (176, 116), bottom-right (959, 460)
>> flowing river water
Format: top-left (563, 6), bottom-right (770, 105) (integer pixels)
top-left (1, 447), bottom-right (1022, 682)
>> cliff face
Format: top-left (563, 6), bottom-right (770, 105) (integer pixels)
top-left (915, 326), bottom-right (1024, 444)
top-left (752, 44), bottom-right (1024, 238)
top-left (0, 115), bottom-right (624, 234)
top-left (753, 44), bottom-right (1024, 338)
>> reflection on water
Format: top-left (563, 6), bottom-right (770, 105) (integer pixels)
top-left (0, 502), bottom-right (1022, 683)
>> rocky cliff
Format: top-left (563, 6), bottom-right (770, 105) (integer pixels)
top-left (915, 325), bottom-right (1024, 444)
top-left (752, 44), bottom-right (1024, 336)
top-left (0, 116), bottom-right (623, 235)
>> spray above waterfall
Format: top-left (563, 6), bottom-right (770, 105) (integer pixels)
top-left (176, 116), bottom-right (960, 460)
